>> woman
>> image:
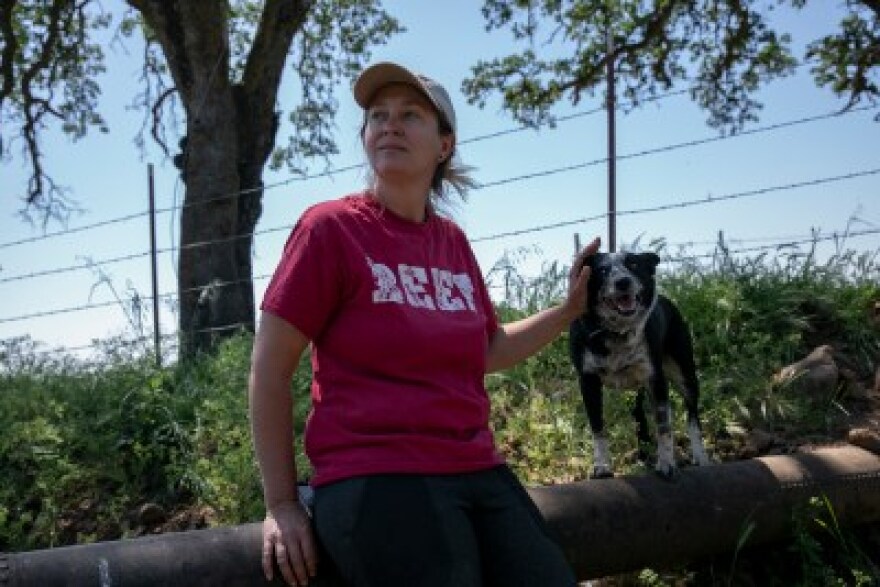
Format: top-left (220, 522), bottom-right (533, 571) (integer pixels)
top-left (249, 61), bottom-right (600, 587)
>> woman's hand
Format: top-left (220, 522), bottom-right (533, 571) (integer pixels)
top-left (559, 237), bottom-right (601, 322)
top-left (262, 500), bottom-right (318, 586)
top-left (485, 236), bottom-right (600, 373)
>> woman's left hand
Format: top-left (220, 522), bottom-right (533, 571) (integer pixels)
top-left (560, 237), bottom-right (601, 322)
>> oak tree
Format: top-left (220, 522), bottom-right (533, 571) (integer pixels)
top-left (463, 1), bottom-right (878, 131)
top-left (1, 0), bottom-right (402, 357)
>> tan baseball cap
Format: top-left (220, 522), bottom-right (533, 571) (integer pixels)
top-left (354, 62), bottom-right (457, 133)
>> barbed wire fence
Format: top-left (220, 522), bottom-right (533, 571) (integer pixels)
top-left (1, 98), bottom-right (878, 365)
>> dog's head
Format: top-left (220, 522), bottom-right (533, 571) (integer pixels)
top-left (582, 251), bottom-right (660, 331)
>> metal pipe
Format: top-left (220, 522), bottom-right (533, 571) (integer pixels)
top-left (0, 522), bottom-right (300, 587)
top-left (3, 446), bottom-right (879, 586)
top-left (533, 445), bottom-right (880, 579)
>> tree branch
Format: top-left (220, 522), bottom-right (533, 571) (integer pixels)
top-left (860, 0), bottom-right (880, 19)
top-left (151, 87), bottom-right (177, 155)
top-left (0, 0), bottom-right (18, 109)
top-left (235, 0), bottom-right (310, 181)
top-left (127, 0), bottom-right (198, 105)
top-left (19, 0), bottom-right (66, 207)
top-left (242, 0), bottom-right (310, 101)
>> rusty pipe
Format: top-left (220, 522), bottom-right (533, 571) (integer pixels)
top-left (532, 444), bottom-right (880, 579)
top-left (0, 522), bottom-right (303, 587)
top-left (2, 445), bottom-right (879, 585)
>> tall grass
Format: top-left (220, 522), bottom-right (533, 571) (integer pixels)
top-left (1, 240), bottom-right (878, 583)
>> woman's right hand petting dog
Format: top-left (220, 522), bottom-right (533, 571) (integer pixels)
top-left (563, 237), bottom-right (602, 322)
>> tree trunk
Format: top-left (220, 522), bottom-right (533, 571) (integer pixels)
top-left (178, 84), bottom-right (281, 358)
top-left (131, 0), bottom-right (308, 358)
top-left (177, 91), bottom-right (247, 356)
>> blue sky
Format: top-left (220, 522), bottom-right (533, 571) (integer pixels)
top-left (1, 1), bottom-right (878, 358)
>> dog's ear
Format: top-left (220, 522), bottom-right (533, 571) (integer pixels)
top-left (640, 252), bottom-right (661, 273)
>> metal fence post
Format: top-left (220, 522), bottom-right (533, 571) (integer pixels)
top-left (148, 164), bottom-right (161, 367)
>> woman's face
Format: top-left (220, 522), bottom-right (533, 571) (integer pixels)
top-left (363, 83), bottom-right (453, 187)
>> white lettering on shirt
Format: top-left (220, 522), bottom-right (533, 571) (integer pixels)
top-left (432, 268), bottom-right (465, 311)
top-left (452, 273), bottom-right (476, 311)
top-left (369, 258), bottom-right (404, 304)
top-left (399, 264), bottom-right (436, 310)
top-left (368, 257), bottom-right (476, 312)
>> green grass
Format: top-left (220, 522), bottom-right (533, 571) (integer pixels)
top-left (1, 241), bottom-right (878, 583)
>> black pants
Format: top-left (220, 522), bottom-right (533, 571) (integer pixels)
top-left (313, 465), bottom-right (576, 587)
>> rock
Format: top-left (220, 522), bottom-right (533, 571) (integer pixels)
top-left (773, 345), bottom-right (839, 400)
top-left (136, 502), bottom-right (167, 527)
top-left (839, 366), bottom-right (870, 400)
top-left (738, 444), bottom-right (759, 460)
top-left (848, 427), bottom-right (880, 455)
top-left (745, 429), bottom-right (777, 454)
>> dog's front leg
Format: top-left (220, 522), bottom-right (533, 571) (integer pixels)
top-left (678, 365), bottom-right (711, 467)
top-left (578, 372), bottom-right (613, 478)
top-left (650, 374), bottom-right (677, 480)
top-left (631, 388), bottom-right (652, 465)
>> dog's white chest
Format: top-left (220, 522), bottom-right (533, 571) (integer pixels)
top-left (581, 338), bottom-right (653, 390)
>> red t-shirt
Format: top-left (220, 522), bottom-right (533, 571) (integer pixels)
top-left (261, 192), bottom-right (504, 487)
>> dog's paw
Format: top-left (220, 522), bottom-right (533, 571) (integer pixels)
top-left (590, 465), bottom-right (614, 479)
top-left (655, 433), bottom-right (678, 479)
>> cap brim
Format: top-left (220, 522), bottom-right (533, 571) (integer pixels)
top-left (354, 62), bottom-right (430, 109)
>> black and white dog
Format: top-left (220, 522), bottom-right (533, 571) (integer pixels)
top-left (569, 251), bottom-right (710, 479)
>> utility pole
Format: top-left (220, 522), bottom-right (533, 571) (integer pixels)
top-left (606, 25), bottom-right (617, 253)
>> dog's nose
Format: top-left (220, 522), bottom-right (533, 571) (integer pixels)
top-left (615, 277), bottom-right (633, 292)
